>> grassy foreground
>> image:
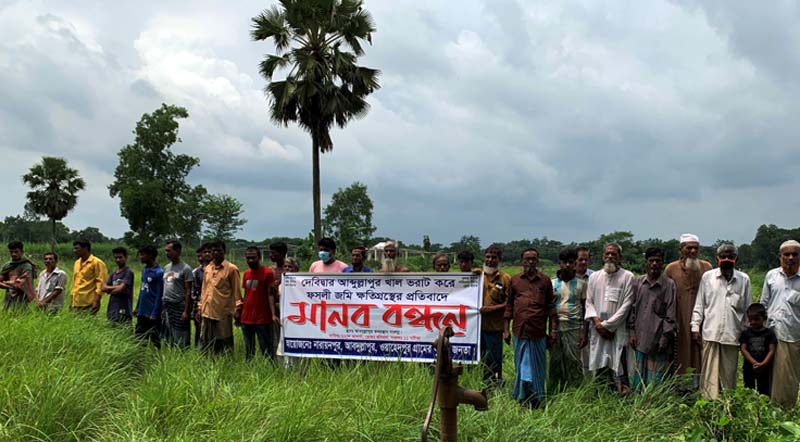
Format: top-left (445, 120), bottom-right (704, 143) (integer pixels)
top-left (4, 312), bottom-right (798, 442)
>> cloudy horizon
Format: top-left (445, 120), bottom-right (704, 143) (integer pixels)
top-left (1, 0), bottom-right (798, 247)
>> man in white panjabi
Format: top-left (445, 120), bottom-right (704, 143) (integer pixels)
top-left (585, 243), bottom-right (635, 393)
top-left (760, 239), bottom-right (800, 408)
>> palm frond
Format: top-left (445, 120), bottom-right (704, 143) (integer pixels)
top-left (259, 54), bottom-right (293, 80)
top-left (251, 6), bottom-right (291, 53)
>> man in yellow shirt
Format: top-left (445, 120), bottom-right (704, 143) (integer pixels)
top-left (71, 240), bottom-right (108, 314)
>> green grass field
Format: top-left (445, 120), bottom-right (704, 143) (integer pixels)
top-left (0, 244), bottom-right (791, 441)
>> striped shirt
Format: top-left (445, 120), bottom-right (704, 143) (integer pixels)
top-left (552, 277), bottom-right (587, 330)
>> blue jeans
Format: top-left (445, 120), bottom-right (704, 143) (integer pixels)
top-left (242, 324), bottom-right (275, 361)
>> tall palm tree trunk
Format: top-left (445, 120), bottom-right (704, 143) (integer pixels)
top-left (50, 217), bottom-right (56, 252)
top-left (312, 137), bottom-right (322, 244)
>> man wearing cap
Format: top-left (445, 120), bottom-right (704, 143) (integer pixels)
top-left (691, 243), bottom-right (751, 400)
top-left (664, 234), bottom-right (712, 384)
top-left (760, 240), bottom-right (800, 407)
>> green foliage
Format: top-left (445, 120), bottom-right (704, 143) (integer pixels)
top-left (323, 182), bottom-right (375, 254)
top-left (251, 0), bottom-right (381, 243)
top-left (749, 225), bottom-right (800, 270)
top-left (108, 103), bottom-right (207, 246)
top-left (202, 193), bottom-right (247, 242)
top-left (682, 388), bottom-right (799, 441)
top-left (21, 156), bottom-right (86, 249)
top-left (450, 235), bottom-right (482, 259)
top-left (71, 226), bottom-right (111, 243)
top-left (0, 215), bottom-right (71, 245)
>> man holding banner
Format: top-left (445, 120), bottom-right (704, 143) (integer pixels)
top-left (480, 245), bottom-right (510, 387)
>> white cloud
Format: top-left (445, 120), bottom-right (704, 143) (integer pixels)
top-left (1, 0), bottom-right (798, 246)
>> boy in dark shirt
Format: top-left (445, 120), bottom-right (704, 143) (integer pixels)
top-left (739, 303), bottom-right (777, 396)
top-left (102, 247), bottom-right (134, 324)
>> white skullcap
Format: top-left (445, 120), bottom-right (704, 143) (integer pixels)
top-left (780, 240), bottom-right (800, 251)
top-left (679, 233), bottom-right (700, 244)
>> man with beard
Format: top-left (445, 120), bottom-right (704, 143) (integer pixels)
top-left (628, 247), bottom-right (676, 389)
top-left (585, 243), bottom-right (635, 393)
top-left (760, 240), bottom-right (800, 407)
top-left (691, 243), bottom-right (751, 400)
top-left (481, 245), bottom-right (511, 386)
top-left (1, 241), bottom-right (35, 311)
top-left (161, 240), bottom-right (193, 348)
top-left (549, 248), bottom-right (588, 391)
top-left (504, 248), bottom-right (556, 407)
top-left (380, 241), bottom-right (409, 273)
top-left (664, 233), bottom-right (713, 385)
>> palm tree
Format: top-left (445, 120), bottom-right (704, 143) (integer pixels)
top-left (251, 0), bottom-right (380, 243)
top-left (22, 156), bottom-right (86, 250)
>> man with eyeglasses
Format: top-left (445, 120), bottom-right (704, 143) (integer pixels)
top-left (761, 240), bottom-right (800, 407)
top-left (691, 243), bottom-right (751, 400)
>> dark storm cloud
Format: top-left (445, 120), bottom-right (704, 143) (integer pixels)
top-left (2, 0), bottom-right (799, 247)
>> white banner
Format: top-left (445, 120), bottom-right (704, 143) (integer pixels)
top-left (279, 272), bottom-right (483, 363)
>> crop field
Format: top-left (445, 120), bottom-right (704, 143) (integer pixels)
top-left (0, 244), bottom-right (793, 441)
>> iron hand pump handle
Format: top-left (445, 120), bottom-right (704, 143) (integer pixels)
top-left (421, 327), bottom-right (453, 442)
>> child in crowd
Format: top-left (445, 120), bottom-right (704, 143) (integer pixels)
top-left (739, 303), bottom-right (777, 396)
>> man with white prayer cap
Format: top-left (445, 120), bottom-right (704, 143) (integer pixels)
top-left (664, 233), bottom-right (713, 386)
top-left (760, 239), bottom-right (800, 407)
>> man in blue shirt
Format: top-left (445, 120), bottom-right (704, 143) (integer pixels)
top-left (343, 246), bottom-right (373, 273)
top-left (134, 244), bottom-right (163, 349)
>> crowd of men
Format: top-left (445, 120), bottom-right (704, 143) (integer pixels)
top-left (2, 234), bottom-right (800, 411)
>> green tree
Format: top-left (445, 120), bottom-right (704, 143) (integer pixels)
top-left (251, 0), bottom-right (381, 244)
top-left (0, 215), bottom-right (71, 245)
top-left (323, 182), bottom-right (375, 253)
top-left (450, 235), bottom-right (482, 260)
top-left (202, 194), bottom-right (246, 242)
top-left (71, 227), bottom-right (110, 244)
top-left (22, 156), bottom-right (86, 250)
top-left (109, 104), bottom-right (207, 246)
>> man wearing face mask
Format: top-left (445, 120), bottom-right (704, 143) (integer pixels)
top-left (760, 240), bottom-right (800, 407)
top-left (480, 245), bottom-right (511, 387)
top-left (664, 233), bottom-right (712, 385)
top-left (309, 238), bottom-right (348, 273)
top-left (691, 243), bottom-right (751, 400)
top-left (585, 243), bottom-right (635, 393)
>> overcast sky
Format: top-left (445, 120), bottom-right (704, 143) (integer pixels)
top-left (1, 0), bottom-right (798, 247)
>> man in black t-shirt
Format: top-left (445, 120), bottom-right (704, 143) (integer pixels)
top-left (739, 303), bottom-right (777, 396)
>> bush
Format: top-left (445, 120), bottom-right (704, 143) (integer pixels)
top-left (681, 388), bottom-right (800, 441)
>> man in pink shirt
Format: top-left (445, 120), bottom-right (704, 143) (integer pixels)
top-left (308, 238), bottom-right (348, 273)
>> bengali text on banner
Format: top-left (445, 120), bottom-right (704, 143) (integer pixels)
top-left (278, 272), bottom-right (483, 363)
